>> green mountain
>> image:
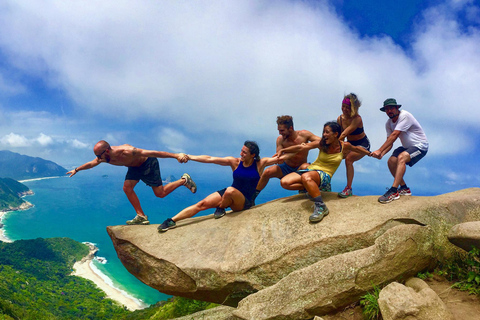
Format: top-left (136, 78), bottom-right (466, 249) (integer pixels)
top-left (0, 150), bottom-right (67, 180)
top-left (0, 178), bottom-right (32, 212)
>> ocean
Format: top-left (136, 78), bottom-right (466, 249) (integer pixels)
top-left (1, 161), bottom-right (442, 306)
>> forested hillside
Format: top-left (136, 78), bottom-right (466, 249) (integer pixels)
top-left (0, 237), bottom-right (217, 320)
top-left (0, 178), bottom-right (31, 211)
top-left (0, 238), bottom-right (130, 320)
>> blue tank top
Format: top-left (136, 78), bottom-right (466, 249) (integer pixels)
top-left (231, 160), bottom-right (260, 201)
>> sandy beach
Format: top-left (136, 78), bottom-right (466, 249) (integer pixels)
top-left (72, 258), bottom-right (146, 311)
top-left (1, 208), bottom-right (145, 311)
top-left (0, 212), bottom-right (13, 243)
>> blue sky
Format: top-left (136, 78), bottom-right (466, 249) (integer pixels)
top-left (0, 0), bottom-right (479, 194)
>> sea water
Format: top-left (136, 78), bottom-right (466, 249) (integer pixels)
top-left (1, 161), bottom-right (439, 306)
top-left (2, 165), bottom-right (296, 306)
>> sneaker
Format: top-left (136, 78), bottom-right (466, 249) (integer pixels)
top-left (398, 186), bottom-right (412, 196)
top-left (182, 173), bottom-right (197, 193)
top-left (298, 189), bottom-right (307, 194)
top-left (338, 186), bottom-right (353, 198)
top-left (214, 207), bottom-right (226, 219)
top-left (158, 218), bottom-right (176, 233)
top-left (126, 215), bottom-right (150, 225)
top-left (378, 187), bottom-right (400, 204)
top-left (309, 202), bottom-right (330, 223)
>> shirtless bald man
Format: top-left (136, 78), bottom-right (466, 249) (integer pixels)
top-left (253, 115), bottom-right (321, 201)
top-left (67, 140), bottom-right (196, 225)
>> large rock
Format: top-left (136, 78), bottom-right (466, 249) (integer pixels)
top-left (107, 188), bottom-right (480, 311)
top-left (378, 278), bottom-right (453, 320)
top-left (233, 224), bottom-right (434, 320)
top-left (448, 221), bottom-right (480, 252)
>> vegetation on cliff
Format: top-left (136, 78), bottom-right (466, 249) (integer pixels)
top-left (0, 178), bottom-right (32, 212)
top-left (0, 237), bottom-right (215, 320)
top-left (0, 238), bottom-right (130, 320)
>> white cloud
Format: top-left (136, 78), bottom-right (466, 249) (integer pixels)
top-left (0, 0), bottom-right (478, 165)
top-left (70, 139), bottom-right (89, 149)
top-left (0, 132), bottom-right (30, 147)
top-left (159, 128), bottom-right (188, 153)
top-left (36, 133), bottom-right (54, 146)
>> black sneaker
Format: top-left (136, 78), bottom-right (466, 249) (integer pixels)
top-left (309, 202), bottom-right (329, 223)
top-left (158, 218), bottom-right (176, 233)
top-left (214, 208), bottom-right (226, 219)
top-left (378, 187), bottom-right (400, 204)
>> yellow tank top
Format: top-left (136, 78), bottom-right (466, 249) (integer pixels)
top-left (308, 144), bottom-right (344, 177)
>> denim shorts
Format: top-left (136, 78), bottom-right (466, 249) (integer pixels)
top-left (296, 169), bottom-right (332, 192)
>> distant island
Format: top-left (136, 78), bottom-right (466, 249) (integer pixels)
top-left (0, 150), bottom-right (67, 180)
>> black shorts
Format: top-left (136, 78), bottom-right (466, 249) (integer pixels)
top-left (217, 188), bottom-right (253, 210)
top-left (348, 135), bottom-right (371, 151)
top-left (125, 157), bottom-right (163, 187)
top-left (392, 146), bottom-right (427, 167)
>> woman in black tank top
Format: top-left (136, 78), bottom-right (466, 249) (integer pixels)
top-left (336, 93), bottom-right (370, 198)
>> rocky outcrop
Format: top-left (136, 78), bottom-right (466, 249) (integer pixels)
top-left (233, 224), bottom-right (434, 319)
top-left (378, 278), bottom-right (453, 320)
top-left (107, 188), bottom-right (480, 319)
top-left (448, 221), bottom-right (480, 252)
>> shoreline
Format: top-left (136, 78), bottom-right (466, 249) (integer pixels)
top-left (0, 212), bottom-right (13, 243)
top-left (71, 243), bottom-right (146, 311)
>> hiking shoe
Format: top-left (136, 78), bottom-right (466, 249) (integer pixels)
top-left (126, 215), bottom-right (150, 225)
top-left (182, 173), bottom-right (197, 193)
top-left (378, 187), bottom-right (400, 204)
top-left (338, 186), bottom-right (353, 198)
top-left (309, 202), bottom-right (330, 223)
top-left (158, 218), bottom-right (176, 233)
top-left (214, 207), bottom-right (226, 219)
top-left (398, 186), bottom-right (412, 196)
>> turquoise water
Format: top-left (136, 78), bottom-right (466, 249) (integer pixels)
top-left (2, 166), bottom-right (294, 306)
top-left (2, 161), bottom-right (442, 306)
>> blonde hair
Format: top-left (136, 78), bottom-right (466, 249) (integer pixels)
top-left (344, 93), bottom-right (361, 117)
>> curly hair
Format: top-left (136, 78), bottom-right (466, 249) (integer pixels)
top-left (276, 115), bottom-right (294, 129)
top-left (344, 93), bottom-right (362, 117)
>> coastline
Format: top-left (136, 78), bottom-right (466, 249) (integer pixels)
top-left (0, 212), bottom-right (12, 243)
top-left (71, 243), bottom-right (146, 311)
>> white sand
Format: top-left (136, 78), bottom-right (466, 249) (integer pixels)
top-left (0, 212), bottom-right (13, 243)
top-left (72, 259), bottom-right (146, 311)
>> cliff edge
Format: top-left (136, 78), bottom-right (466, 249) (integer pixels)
top-left (107, 188), bottom-right (480, 319)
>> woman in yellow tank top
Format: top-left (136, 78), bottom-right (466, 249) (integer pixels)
top-left (278, 121), bottom-right (371, 223)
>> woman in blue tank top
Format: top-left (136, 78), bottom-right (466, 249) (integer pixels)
top-left (158, 141), bottom-right (279, 233)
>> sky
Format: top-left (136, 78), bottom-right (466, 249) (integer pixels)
top-left (0, 0), bottom-right (479, 193)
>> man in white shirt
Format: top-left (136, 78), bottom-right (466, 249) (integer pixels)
top-left (372, 98), bottom-right (429, 203)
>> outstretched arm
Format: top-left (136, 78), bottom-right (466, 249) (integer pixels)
top-left (372, 130), bottom-right (401, 159)
top-left (136, 149), bottom-right (188, 163)
top-left (343, 142), bottom-right (372, 157)
top-left (187, 154), bottom-right (239, 170)
top-left (67, 159), bottom-right (102, 177)
top-left (257, 156), bottom-right (280, 174)
top-left (278, 140), bottom-right (321, 156)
